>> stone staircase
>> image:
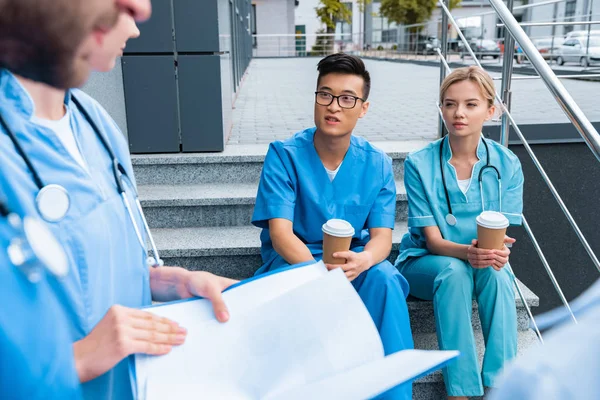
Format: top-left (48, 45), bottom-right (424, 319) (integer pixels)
top-left (132, 140), bottom-right (539, 399)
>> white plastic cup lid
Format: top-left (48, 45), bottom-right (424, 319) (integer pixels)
top-left (476, 211), bottom-right (509, 229)
top-left (322, 219), bottom-right (355, 238)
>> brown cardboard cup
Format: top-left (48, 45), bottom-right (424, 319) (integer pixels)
top-left (476, 211), bottom-right (509, 250)
top-left (322, 219), bottom-right (355, 264)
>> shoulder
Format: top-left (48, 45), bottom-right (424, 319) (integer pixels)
top-left (486, 139), bottom-right (520, 163)
top-left (405, 138), bottom-right (441, 167)
top-left (269, 127), bottom-right (315, 156)
top-left (485, 139), bottom-right (522, 176)
top-left (350, 135), bottom-right (392, 166)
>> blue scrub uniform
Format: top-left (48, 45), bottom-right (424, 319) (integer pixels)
top-left (252, 127), bottom-right (414, 400)
top-left (0, 186), bottom-right (80, 399)
top-left (0, 70), bottom-right (150, 400)
top-left (395, 137), bottom-right (524, 397)
top-left (490, 279), bottom-right (600, 400)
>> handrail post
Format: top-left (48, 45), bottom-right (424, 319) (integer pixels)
top-left (499, 0), bottom-right (515, 148)
top-left (488, 0), bottom-right (600, 162)
top-left (438, 0), bottom-right (449, 138)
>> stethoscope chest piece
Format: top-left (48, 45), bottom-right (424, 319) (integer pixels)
top-left (23, 216), bottom-right (69, 278)
top-left (445, 213), bottom-right (457, 226)
top-left (36, 184), bottom-right (70, 222)
top-left (7, 215), bottom-right (69, 282)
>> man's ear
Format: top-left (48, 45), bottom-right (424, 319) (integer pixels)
top-left (359, 101), bottom-right (370, 119)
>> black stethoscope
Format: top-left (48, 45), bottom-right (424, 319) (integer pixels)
top-left (1, 199), bottom-right (69, 282)
top-left (0, 95), bottom-right (163, 267)
top-left (440, 135), bottom-right (502, 226)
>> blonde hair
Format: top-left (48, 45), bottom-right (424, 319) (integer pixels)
top-left (439, 66), bottom-right (496, 108)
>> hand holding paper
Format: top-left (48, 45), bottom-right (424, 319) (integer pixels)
top-left (132, 262), bottom-right (459, 399)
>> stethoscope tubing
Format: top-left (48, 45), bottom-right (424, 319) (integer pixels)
top-left (0, 95), bottom-right (162, 266)
top-left (439, 136), bottom-right (502, 223)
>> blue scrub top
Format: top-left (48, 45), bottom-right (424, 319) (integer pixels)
top-left (0, 70), bottom-right (150, 399)
top-left (0, 185), bottom-right (81, 399)
top-left (397, 137), bottom-right (524, 264)
top-left (252, 127), bottom-right (397, 274)
top-left (490, 279), bottom-right (600, 400)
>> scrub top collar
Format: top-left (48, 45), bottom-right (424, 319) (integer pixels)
top-left (443, 134), bottom-right (486, 164)
top-left (0, 69), bottom-right (72, 120)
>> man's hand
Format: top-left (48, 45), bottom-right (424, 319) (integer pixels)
top-left (150, 267), bottom-right (238, 322)
top-left (73, 305), bottom-right (186, 383)
top-left (325, 251), bottom-right (374, 281)
top-left (181, 271), bottom-right (238, 323)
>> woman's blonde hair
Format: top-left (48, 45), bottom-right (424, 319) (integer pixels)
top-left (439, 66), bottom-right (496, 108)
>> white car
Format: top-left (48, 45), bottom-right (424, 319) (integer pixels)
top-left (557, 36), bottom-right (600, 67)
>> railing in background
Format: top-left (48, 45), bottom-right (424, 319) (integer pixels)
top-left (437, 0), bottom-right (600, 342)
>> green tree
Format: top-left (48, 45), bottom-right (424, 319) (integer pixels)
top-left (379, 0), bottom-right (461, 50)
top-left (314, 0), bottom-right (371, 52)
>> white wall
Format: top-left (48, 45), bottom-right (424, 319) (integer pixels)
top-left (253, 0), bottom-right (296, 56)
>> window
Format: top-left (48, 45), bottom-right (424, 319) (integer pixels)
top-left (251, 4), bottom-right (257, 48)
top-left (564, 0), bottom-right (577, 34)
top-left (335, 2), bottom-right (352, 42)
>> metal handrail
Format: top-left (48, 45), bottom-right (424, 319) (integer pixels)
top-left (488, 0), bottom-right (600, 162)
top-left (497, 20), bottom-right (600, 27)
top-left (435, 0), bottom-right (600, 338)
top-left (439, 0), bottom-right (600, 276)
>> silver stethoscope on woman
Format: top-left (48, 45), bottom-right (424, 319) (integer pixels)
top-left (0, 95), bottom-right (163, 267)
top-left (440, 135), bottom-right (502, 226)
top-left (1, 200), bottom-right (69, 282)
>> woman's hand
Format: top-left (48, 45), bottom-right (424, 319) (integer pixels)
top-left (73, 305), bottom-right (186, 383)
top-left (468, 237), bottom-right (514, 271)
top-left (325, 251), bottom-right (374, 281)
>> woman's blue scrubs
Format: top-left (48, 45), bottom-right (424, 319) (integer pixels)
top-left (396, 137), bottom-right (524, 397)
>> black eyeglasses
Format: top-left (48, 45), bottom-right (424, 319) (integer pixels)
top-left (315, 91), bottom-right (365, 109)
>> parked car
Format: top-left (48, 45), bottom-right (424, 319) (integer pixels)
top-left (565, 30), bottom-right (600, 40)
top-left (532, 37), bottom-right (564, 60)
top-left (557, 36), bottom-right (600, 67)
top-left (416, 36), bottom-right (440, 55)
top-left (460, 39), bottom-right (501, 59)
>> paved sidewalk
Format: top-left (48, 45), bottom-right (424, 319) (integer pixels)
top-left (229, 57), bottom-right (600, 145)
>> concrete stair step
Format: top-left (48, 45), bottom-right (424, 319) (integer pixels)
top-left (151, 222), bottom-right (539, 333)
top-left (138, 181), bottom-right (407, 228)
top-left (131, 140), bottom-right (429, 185)
top-left (412, 329), bottom-right (539, 399)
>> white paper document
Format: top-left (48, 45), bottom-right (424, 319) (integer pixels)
top-left (131, 262), bottom-right (458, 399)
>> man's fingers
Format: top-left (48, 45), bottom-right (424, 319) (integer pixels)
top-left (332, 251), bottom-right (353, 260)
top-left (132, 327), bottom-right (186, 346)
top-left (204, 286), bottom-right (230, 323)
top-left (325, 263), bottom-right (339, 271)
top-left (130, 340), bottom-right (173, 356)
top-left (218, 277), bottom-right (239, 291)
top-left (129, 310), bottom-right (182, 331)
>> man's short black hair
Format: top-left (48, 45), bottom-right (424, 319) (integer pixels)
top-left (317, 53), bottom-right (371, 100)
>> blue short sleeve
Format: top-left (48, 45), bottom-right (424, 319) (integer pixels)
top-left (251, 143), bottom-right (296, 229)
top-left (502, 160), bottom-right (524, 226)
top-left (366, 155), bottom-right (396, 229)
top-left (404, 156), bottom-right (437, 228)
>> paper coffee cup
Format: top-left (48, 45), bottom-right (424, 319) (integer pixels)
top-left (476, 211), bottom-right (509, 250)
top-left (322, 219), bottom-right (355, 264)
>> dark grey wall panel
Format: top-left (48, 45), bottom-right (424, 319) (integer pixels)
top-left (173, 0), bottom-right (220, 52)
top-left (122, 56), bottom-right (180, 153)
top-left (506, 143), bottom-right (600, 315)
top-left (177, 55), bottom-right (225, 152)
top-left (124, 0), bottom-right (174, 53)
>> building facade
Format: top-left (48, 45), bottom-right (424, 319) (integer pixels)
top-left (83, 0), bottom-right (252, 154)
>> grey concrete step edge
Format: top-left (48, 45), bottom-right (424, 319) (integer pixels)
top-left (151, 223), bottom-right (539, 308)
top-left (138, 181), bottom-right (407, 207)
top-left (412, 329), bottom-right (539, 384)
top-left (131, 140), bottom-right (430, 166)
